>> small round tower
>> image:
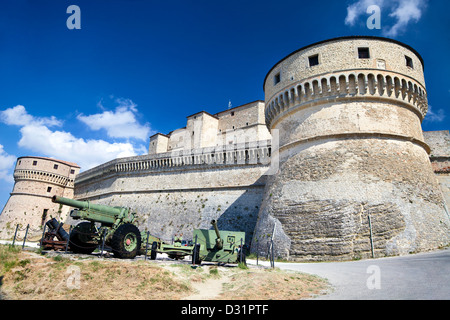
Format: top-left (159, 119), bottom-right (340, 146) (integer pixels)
top-left (0, 156), bottom-right (80, 240)
top-left (253, 36), bottom-right (449, 261)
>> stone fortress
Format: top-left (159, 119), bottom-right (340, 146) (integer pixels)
top-left (0, 156), bottom-right (80, 239)
top-left (0, 36), bottom-right (449, 261)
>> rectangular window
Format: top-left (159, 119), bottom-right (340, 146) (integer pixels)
top-left (358, 47), bottom-right (370, 59)
top-left (308, 54), bottom-right (319, 67)
top-left (405, 55), bottom-right (414, 68)
top-left (47, 186), bottom-right (52, 193)
top-left (274, 72), bottom-right (281, 85)
top-left (70, 169), bottom-right (75, 174)
top-left (32, 161), bottom-right (37, 166)
top-left (53, 164), bottom-right (58, 170)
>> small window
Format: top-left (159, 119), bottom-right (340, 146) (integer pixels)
top-left (230, 112), bottom-right (235, 116)
top-left (274, 72), bottom-right (281, 85)
top-left (53, 164), bottom-right (58, 170)
top-left (70, 169), bottom-right (75, 174)
top-left (308, 54), bottom-right (319, 67)
top-left (358, 47), bottom-right (370, 59)
top-left (32, 161), bottom-right (37, 166)
top-left (47, 187), bottom-right (52, 193)
top-left (405, 55), bottom-right (414, 68)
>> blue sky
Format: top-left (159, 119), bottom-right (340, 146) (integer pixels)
top-left (0, 0), bottom-right (448, 209)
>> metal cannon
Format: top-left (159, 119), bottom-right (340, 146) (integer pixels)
top-left (150, 220), bottom-right (246, 265)
top-left (192, 220), bottom-right (246, 264)
top-left (41, 218), bottom-right (71, 251)
top-left (51, 195), bottom-right (150, 259)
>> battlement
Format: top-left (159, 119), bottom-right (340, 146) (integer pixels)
top-left (13, 169), bottom-right (75, 189)
top-left (265, 70), bottom-right (428, 128)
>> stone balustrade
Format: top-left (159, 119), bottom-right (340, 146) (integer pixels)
top-left (76, 140), bottom-right (272, 184)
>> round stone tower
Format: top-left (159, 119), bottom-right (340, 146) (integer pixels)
top-left (253, 36), bottom-right (450, 261)
top-left (0, 156), bottom-right (80, 240)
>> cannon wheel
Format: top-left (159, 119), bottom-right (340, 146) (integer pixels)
top-left (69, 222), bottom-right (98, 254)
top-left (111, 223), bottom-right (142, 259)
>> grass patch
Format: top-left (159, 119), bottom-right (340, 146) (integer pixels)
top-left (218, 268), bottom-right (328, 300)
top-left (0, 245), bottom-right (329, 300)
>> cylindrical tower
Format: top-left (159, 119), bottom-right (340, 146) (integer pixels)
top-left (0, 156), bottom-right (80, 240)
top-left (253, 36), bottom-right (450, 261)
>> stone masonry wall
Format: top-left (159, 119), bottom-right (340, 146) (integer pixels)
top-left (74, 142), bottom-right (272, 244)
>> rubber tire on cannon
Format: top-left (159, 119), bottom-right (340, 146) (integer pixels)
top-left (69, 222), bottom-right (98, 254)
top-left (111, 223), bottom-right (142, 259)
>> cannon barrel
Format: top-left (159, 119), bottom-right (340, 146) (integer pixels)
top-left (45, 218), bottom-right (70, 241)
top-left (52, 195), bottom-right (124, 217)
top-left (211, 220), bottom-right (223, 249)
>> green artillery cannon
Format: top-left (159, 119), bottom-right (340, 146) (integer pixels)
top-left (150, 220), bottom-right (246, 265)
top-left (52, 195), bottom-right (154, 259)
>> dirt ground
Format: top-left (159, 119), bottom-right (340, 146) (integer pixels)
top-left (0, 245), bottom-right (329, 300)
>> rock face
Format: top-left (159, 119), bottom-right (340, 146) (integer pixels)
top-left (252, 36), bottom-right (450, 261)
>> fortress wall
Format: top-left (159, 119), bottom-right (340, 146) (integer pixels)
top-left (254, 37), bottom-right (449, 261)
top-left (74, 142), bottom-right (272, 243)
top-left (217, 101), bottom-right (265, 132)
top-left (0, 157), bottom-right (79, 239)
top-left (256, 137), bottom-right (448, 260)
top-left (423, 130), bottom-right (450, 214)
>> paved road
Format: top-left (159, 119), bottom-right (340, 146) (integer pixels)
top-left (249, 248), bottom-right (450, 300)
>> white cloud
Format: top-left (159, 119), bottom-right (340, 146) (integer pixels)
top-left (424, 105), bottom-right (446, 123)
top-left (0, 105), bottom-right (62, 127)
top-left (0, 144), bottom-right (16, 183)
top-left (17, 124), bottom-right (139, 170)
top-left (0, 104), bottom-right (148, 171)
top-left (344, 0), bottom-right (427, 36)
top-left (77, 98), bottom-right (152, 141)
top-left (385, 0), bottom-right (426, 36)
top-left (345, 0), bottom-right (385, 26)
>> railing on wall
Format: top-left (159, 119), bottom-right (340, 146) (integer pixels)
top-left (76, 140), bottom-right (273, 184)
